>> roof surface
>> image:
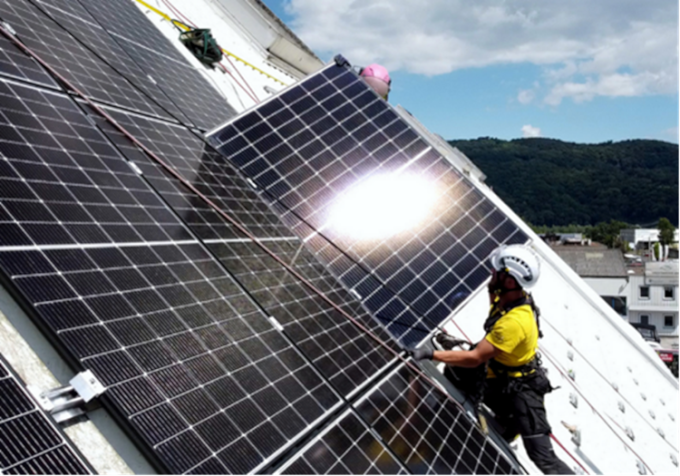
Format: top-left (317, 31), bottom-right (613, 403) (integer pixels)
top-left (552, 246), bottom-right (628, 277)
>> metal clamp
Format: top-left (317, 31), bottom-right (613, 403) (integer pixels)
top-left (30, 370), bottom-right (105, 425)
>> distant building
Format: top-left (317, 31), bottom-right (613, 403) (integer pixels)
top-left (559, 233), bottom-right (590, 246)
top-left (620, 228), bottom-right (679, 255)
top-left (552, 245), bottom-right (629, 317)
top-left (627, 261), bottom-right (679, 350)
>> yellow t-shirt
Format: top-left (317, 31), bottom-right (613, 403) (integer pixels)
top-left (485, 304), bottom-right (538, 377)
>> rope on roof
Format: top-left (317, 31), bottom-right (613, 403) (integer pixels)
top-left (133, 0), bottom-right (289, 85)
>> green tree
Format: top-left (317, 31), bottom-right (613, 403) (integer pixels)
top-left (658, 217), bottom-right (676, 246)
top-left (585, 220), bottom-right (630, 248)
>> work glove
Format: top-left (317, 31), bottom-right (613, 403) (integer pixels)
top-left (408, 347), bottom-right (434, 361)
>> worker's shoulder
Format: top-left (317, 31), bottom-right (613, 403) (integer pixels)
top-left (496, 304), bottom-right (533, 326)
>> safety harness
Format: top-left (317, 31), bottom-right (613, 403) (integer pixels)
top-left (484, 293), bottom-right (545, 381)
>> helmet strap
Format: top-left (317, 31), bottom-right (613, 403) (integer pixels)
top-left (489, 269), bottom-right (522, 295)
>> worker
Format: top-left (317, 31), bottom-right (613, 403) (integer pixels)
top-left (410, 244), bottom-right (574, 475)
top-left (359, 64), bottom-right (391, 100)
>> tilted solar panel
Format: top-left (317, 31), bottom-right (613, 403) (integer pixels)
top-left (276, 409), bottom-right (407, 475)
top-left (208, 62), bottom-right (528, 345)
top-left (0, 79), bottom-right (345, 473)
top-left (92, 107), bottom-right (399, 398)
top-left (354, 363), bottom-right (519, 474)
top-left (0, 2), bottom-right (525, 472)
top-left (0, 354), bottom-right (92, 474)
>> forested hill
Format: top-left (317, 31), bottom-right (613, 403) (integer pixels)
top-left (447, 138), bottom-right (678, 227)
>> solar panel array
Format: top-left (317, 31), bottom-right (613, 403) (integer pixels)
top-left (0, 354), bottom-right (91, 474)
top-left (355, 364), bottom-right (518, 474)
top-left (277, 409), bottom-right (407, 475)
top-left (0, 0), bottom-right (521, 473)
top-left (208, 64), bottom-right (528, 345)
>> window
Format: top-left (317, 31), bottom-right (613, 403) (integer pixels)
top-left (639, 286), bottom-right (650, 299)
top-left (665, 315), bottom-right (675, 327)
top-left (664, 287), bottom-right (674, 300)
top-left (640, 315), bottom-right (649, 325)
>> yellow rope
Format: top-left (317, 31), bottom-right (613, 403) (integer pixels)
top-left (133, 0), bottom-right (288, 85)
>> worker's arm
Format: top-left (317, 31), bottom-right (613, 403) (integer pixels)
top-left (431, 339), bottom-right (501, 367)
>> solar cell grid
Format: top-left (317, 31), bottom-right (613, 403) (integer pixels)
top-left (73, 0), bottom-right (237, 130)
top-left (0, 80), bottom-right (190, 247)
top-left (277, 410), bottom-right (407, 475)
top-left (354, 364), bottom-right (519, 475)
top-left (93, 108), bottom-right (293, 240)
top-left (0, 0), bottom-right (169, 118)
top-left (207, 239), bottom-right (397, 396)
top-left (28, 0), bottom-right (192, 125)
top-left (208, 64), bottom-right (528, 344)
top-left (0, 355), bottom-right (91, 474)
top-left (0, 32), bottom-right (57, 88)
top-left (0, 79), bottom-right (345, 473)
top-left (90, 104), bottom-right (399, 397)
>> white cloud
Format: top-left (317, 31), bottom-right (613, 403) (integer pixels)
top-left (285, 0), bottom-right (678, 103)
top-left (517, 89), bottom-right (535, 105)
top-left (522, 125), bottom-right (541, 138)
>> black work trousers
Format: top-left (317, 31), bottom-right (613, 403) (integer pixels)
top-left (484, 377), bottom-right (574, 475)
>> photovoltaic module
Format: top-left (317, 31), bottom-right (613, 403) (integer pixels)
top-left (0, 0), bottom-right (523, 472)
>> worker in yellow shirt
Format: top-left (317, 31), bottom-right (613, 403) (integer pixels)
top-left (410, 245), bottom-right (573, 474)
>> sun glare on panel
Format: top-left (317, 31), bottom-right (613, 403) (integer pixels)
top-left (327, 174), bottom-right (439, 240)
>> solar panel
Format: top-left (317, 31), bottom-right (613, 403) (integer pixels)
top-left (92, 107), bottom-right (399, 397)
top-left (354, 363), bottom-right (520, 474)
top-left (72, 0), bottom-right (237, 130)
top-left (27, 0), bottom-right (192, 125)
top-left (0, 79), bottom-right (345, 473)
top-left (89, 103), bottom-right (513, 474)
top-left (0, 0), bottom-right (171, 119)
top-left (0, 31), bottom-right (58, 88)
top-left (0, 354), bottom-right (92, 474)
top-left (276, 409), bottom-right (407, 475)
top-left (207, 63), bottom-right (529, 345)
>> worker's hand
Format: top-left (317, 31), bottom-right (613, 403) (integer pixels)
top-left (408, 347), bottom-right (434, 361)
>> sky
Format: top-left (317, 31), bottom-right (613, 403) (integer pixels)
top-left (261, 0), bottom-right (679, 144)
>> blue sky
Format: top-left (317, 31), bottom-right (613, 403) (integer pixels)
top-left (263, 0), bottom-right (678, 144)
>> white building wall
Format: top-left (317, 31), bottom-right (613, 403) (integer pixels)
top-left (628, 275), bottom-right (679, 348)
top-left (582, 277), bottom-right (628, 297)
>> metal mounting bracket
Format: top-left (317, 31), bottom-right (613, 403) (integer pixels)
top-left (29, 370), bottom-right (106, 425)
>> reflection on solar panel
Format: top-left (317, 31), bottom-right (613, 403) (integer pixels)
top-left (277, 410), bottom-right (407, 475)
top-left (208, 63), bottom-right (528, 345)
top-left (93, 107), bottom-right (398, 397)
top-left (0, 79), bottom-right (343, 473)
top-left (355, 364), bottom-right (519, 474)
top-left (0, 2), bottom-right (523, 472)
top-left (0, 354), bottom-right (91, 474)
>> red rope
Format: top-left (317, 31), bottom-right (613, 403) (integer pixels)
top-left (162, 0), bottom-right (261, 103)
top-left (541, 318), bottom-right (677, 453)
top-left (550, 434), bottom-right (589, 474)
top-left (539, 345), bottom-right (654, 473)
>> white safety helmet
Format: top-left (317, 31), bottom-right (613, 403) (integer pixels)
top-left (489, 244), bottom-right (541, 289)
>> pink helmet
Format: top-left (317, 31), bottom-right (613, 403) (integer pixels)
top-left (360, 63), bottom-right (391, 99)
